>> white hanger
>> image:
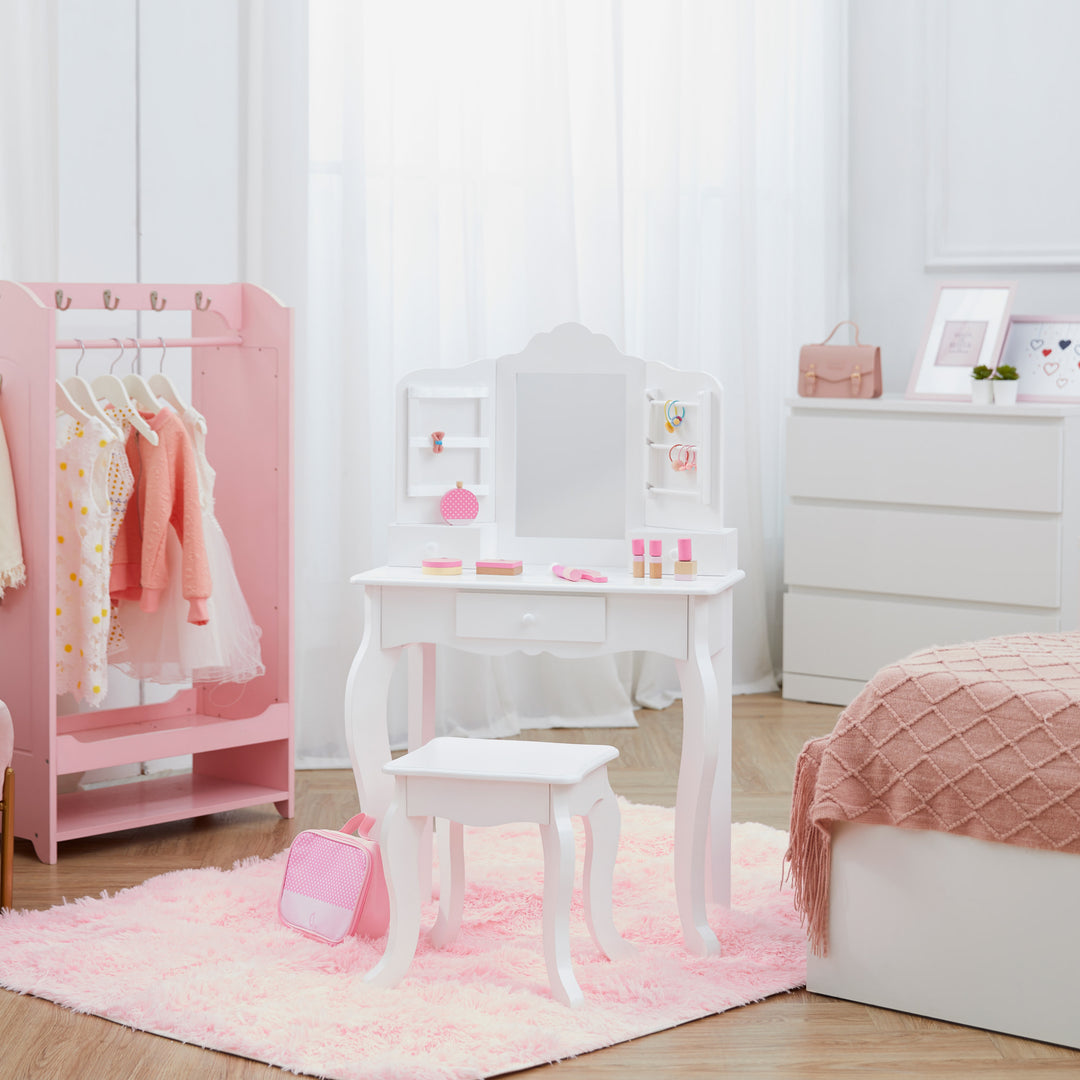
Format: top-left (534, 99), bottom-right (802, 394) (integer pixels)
top-left (148, 336), bottom-right (197, 422)
top-left (121, 337), bottom-right (165, 414)
top-left (91, 338), bottom-right (160, 446)
top-left (55, 379), bottom-right (94, 425)
top-left (63, 339), bottom-right (124, 439)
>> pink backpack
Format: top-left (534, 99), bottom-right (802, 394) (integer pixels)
top-left (278, 813), bottom-right (390, 944)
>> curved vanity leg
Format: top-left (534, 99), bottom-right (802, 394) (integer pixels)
top-left (709, 635), bottom-right (733, 909)
top-left (540, 793), bottom-right (584, 1007)
top-left (344, 587), bottom-right (402, 831)
top-left (430, 819), bottom-right (464, 948)
top-left (365, 782), bottom-right (424, 987)
top-left (582, 784), bottom-right (636, 961)
top-left (672, 594), bottom-right (724, 957)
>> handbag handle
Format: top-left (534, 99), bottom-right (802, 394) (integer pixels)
top-left (819, 320), bottom-right (862, 346)
top-left (342, 812), bottom-right (375, 837)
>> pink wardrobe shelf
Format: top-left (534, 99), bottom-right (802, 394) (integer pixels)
top-left (56, 701), bottom-right (292, 774)
top-left (0, 281), bottom-right (295, 863)
top-left (56, 773), bottom-right (291, 844)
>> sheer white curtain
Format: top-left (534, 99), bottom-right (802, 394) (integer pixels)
top-left (267, 0), bottom-right (847, 764)
top-left (0, 0), bottom-right (58, 280)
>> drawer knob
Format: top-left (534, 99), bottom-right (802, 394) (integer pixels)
top-left (521, 612), bottom-right (536, 627)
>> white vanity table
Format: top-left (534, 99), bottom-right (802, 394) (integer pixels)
top-left (343, 324), bottom-right (743, 956)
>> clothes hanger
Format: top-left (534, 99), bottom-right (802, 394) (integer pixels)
top-left (121, 337), bottom-right (165, 414)
top-left (55, 378), bottom-right (95, 426)
top-left (62, 339), bottom-right (124, 439)
top-left (91, 338), bottom-right (160, 446)
top-left (147, 336), bottom-right (197, 423)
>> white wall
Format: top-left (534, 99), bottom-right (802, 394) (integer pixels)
top-left (849, 0), bottom-right (1080, 394)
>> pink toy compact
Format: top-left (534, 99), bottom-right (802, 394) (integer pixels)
top-left (440, 481), bottom-right (479, 525)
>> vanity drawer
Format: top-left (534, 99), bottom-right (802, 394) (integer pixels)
top-left (455, 593), bottom-right (606, 643)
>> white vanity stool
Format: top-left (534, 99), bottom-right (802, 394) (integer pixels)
top-left (364, 737), bottom-right (635, 1006)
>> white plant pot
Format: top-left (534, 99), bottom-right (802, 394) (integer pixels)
top-left (993, 380), bottom-right (1019, 406)
top-left (971, 380), bottom-right (993, 404)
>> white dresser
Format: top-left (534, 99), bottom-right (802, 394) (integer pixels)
top-left (782, 396), bottom-right (1080, 706)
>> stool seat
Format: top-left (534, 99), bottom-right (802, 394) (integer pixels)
top-left (367, 736), bottom-right (634, 1006)
top-left (384, 737), bottom-right (618, 784)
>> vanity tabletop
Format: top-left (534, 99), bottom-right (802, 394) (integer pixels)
top-left (352, 564), bottom-right (745, 597)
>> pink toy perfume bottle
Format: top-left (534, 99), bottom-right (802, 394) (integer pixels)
top-left (632, 538), bottom-right (645, 578)
top-left (648, 539), bottom-right (663, 579)
top-left (675, 538), bottom-right (697, 581)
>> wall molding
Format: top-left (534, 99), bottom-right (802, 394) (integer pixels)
top-left (923, 1), bottom-right (1080, 271)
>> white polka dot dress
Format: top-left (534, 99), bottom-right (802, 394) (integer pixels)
top-left (55, 415), bottom-right (116, 705)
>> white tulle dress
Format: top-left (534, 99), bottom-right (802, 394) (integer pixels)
top-left (109, 407), bottom-right (264, 686)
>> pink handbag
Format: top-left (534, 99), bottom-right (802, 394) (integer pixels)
top-left (798, 321), bottom-right (882, 398)
top-left (278, 813), bottom-right (390, 944)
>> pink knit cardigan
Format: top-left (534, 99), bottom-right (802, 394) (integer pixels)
top-left (785, 633), bottom-right (1080, 955)
top-left (110, 407), bottom-right (211, 625)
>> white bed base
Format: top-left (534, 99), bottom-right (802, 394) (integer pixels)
top-left (806, 822), bottom-right (1080, 1049)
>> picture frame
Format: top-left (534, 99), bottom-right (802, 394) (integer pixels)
top-left (906, 281), bottom-right (1016, 400)
top-left (998, 315), bottom-right (1080, 403)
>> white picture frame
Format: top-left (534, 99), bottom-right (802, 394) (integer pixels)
top-left (999, 315), bottom-right (1080, 403)
top-left (906, 282), bottom-right (1016, 400)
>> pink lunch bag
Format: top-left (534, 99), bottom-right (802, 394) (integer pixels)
top-left (278, 812), bottom-right (390, 944)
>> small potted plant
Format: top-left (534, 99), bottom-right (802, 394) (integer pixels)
top-left (992, 363), bottom-right (1020, 406)
top-left (971, 364), bottom-right (994, 404)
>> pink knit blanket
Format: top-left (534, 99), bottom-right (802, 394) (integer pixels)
top-left (785, 632), bottom-right (1080, 955)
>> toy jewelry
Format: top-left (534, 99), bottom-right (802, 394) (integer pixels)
top-left (664, 398), bottom-right (686, 433)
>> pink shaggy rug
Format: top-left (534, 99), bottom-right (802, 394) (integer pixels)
top-left (0, 804), bottom-right (805, 1080)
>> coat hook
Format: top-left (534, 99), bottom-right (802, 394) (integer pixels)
top-left (103, 289), bottom-right (120, 310)
top-left (149, 290), bottom-right (167, 311)
top-left (194, 290), bottom-right (211, 311)
top-left (55, 289), bottom-right (72, 310)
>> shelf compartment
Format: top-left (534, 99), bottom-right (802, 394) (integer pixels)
top-left (405, 482), bottom-right (491, 498)
top-left (56, 772), bottom-right (290, 843)
top-left (408, 435), bottom-right (490, 449)
top-left (408, 385), bottom-right (490, 399)
top-left (56, 707), bottom-right (290, 774)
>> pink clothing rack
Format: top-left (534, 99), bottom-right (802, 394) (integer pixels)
top-left (0, 280), bottom-right (294, 862)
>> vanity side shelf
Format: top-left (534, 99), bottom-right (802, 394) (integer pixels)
top-left (0, 281), bottom-right (294, 863)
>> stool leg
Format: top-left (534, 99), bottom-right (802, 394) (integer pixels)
top-left (540, 793), bottom-right (584, 1008)
top-left (430, 819), bottom-right (464, 948)
top-left (365, 782), bottom-right (424, 988)
top-left (583, 783), bottom-right (635, 961)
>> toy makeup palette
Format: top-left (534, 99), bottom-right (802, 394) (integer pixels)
top-left (476, 559), bottom-right (523, 576)
top-left (421, 557), bottom-right (463, 576)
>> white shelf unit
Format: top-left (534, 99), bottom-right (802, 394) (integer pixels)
top-left (782, 396), bottom-right (1080, 706)
top-left (643, 389), bottom-right (713, 508)
top-left (405, 384), bottom-right (492, 500)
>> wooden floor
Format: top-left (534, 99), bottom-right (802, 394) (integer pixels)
top-left (3, 693), bottom-right (1080, 1078)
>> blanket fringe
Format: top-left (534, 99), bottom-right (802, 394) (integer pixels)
top-left (0, 561), bottom-right (26, 600)
top-left (783, 738), bottom-right (831, 957)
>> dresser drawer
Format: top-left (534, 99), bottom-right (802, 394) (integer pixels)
top-left (783, 591), bottom-right (1060, 685)
top-left (455, 592), bottom-right (606, 643)
top-left (787, 413), bottom-right (1063, 512)
top-left (784, 503), bottom-right (1061, 608)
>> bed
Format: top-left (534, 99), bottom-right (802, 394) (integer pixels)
top-left (786, 632), bottom-right (1080, 1048)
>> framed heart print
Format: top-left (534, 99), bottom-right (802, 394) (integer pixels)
top-left (996, 316), bottom-right (1080, 403)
